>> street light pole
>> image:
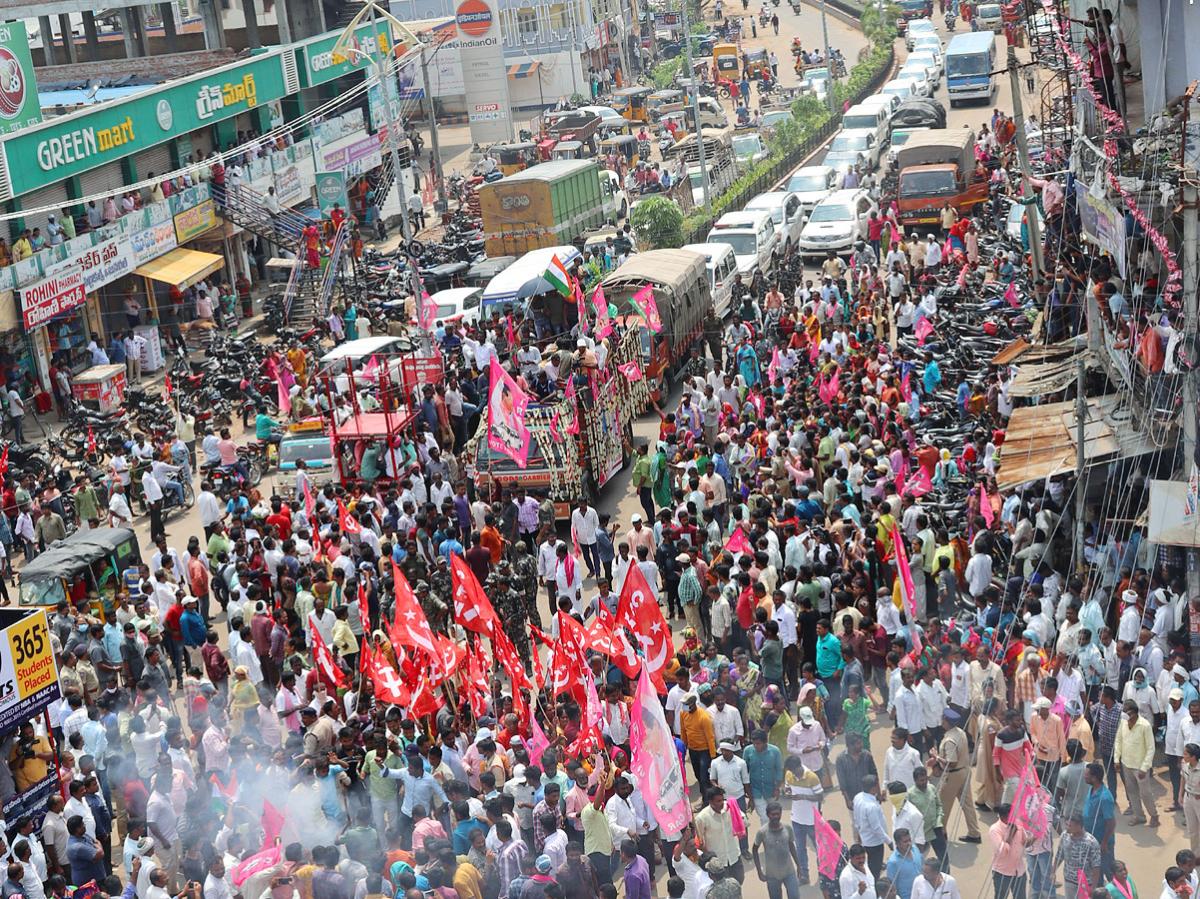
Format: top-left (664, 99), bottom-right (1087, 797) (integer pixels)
top-left (680, 0), bottom-right (711, 211)
top-left (820, 0), bottom-right (835, 111)
top-left (420, 44), bottom-right (448, 212)
top-left (335, 1), bottom-right (430, 332)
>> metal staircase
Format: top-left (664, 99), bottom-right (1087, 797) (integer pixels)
top-left (221, 184), bottom-right (312, 252)
top-left (283, 223), bottom-right (350, 326)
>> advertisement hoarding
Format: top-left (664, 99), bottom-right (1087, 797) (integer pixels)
top-left (20, 267), bottom-right (85, 330)
top-left (454, 0), bottom-right (513, 144)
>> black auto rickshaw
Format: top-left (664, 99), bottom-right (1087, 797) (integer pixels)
top-left (495, 142), bottom-right (539, 175)
top-left (611, 86), bottom-right (654, 123)
top-left (17, 527), bottom-right (142, 614)
top-left (744, 47), bottom-right (770, 78)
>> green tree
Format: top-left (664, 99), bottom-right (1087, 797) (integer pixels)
top-left (651, 57), bottom-right (683, 89)
top-left (630, 196), bottom-right (685, 249)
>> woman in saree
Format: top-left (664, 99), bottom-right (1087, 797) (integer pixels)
top-left (733, 649), bottom-right (764, 724)
top-left (650, 441), bottom-right (674, 510)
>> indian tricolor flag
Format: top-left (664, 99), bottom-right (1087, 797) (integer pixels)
top-left (544, 253), bottom-right (571, 297)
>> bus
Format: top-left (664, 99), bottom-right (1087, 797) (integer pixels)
top-left (944, 31), bottom-right (996, 106)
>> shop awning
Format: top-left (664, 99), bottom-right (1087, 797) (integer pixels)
top-left (507, 62), bottom-right (541, 79)
top-left (996, 393), bottom-right (1169, 489)
top-left (133, 248), bottom-right (225, 288)
top-left (1008, 349), bottom-right (1098, 398)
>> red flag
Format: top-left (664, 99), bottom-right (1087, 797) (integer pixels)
top-left (357, 581), bottom-right (372, 636)
top-left (339, 499), bottom-right (361, 536)
top-left (584, 615), bottom-right (640, 678)
top-left (370, 652), bottom-right (410, 705)
top-left (409, 672), bottom-right (443, 718)
top-left (430, 632), bottom-right (462, 685)
top-left (309, 620), bottom-right (348, 688)
top-left (724, 527), bottom-right (753, 556)
top-left (492, 628), bottom-right (532, 692)
top-left (359, 642), bottom-right (374, 677)
top-left (463, 643), bottom-right (491, 717)
top-left (616, 561), bottom-right (673, 693)
top-left (164, 374), bottom-right (173, 400)
top-left (388, 563), bottom-right (440, 667)
top-left (450, 553), bottom-right (501, 635)
top-left (551, 612), bottom-right (589, 699)
top-left (302, 477), bottom-right (316, 523)
top-left (85, 428), bottom-right (96, 456)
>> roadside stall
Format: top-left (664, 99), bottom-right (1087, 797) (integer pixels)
top-left (132, 247), bottom-right (225, 342)
top-left (71, 364), bottom-right (127, 414)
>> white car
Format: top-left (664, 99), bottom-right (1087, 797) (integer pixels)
top-left (825, 129), bottom-right (881, 173)
top-left (577, 105), bottom-right (630, 130)
top-left (732, 133), bottom-right (769, 165)
top-left (907, 51), bottom-right (942, 84)
top-left (897, 63), bottom-right (935, 97)
top-left (911, 35), bottom-right (944, 59)
top-left (880, 78), bottom-right (919, 104)
top-left (744, 191), bottom-right (806, 252)
top-left (906, 17), bottom-right (938, 49)
top-left (423, 287), bottom-right (483, 326)
top-left (783, 164), bottom-right (839, 216)
top-left (798, 188), bottom-right (878, 257)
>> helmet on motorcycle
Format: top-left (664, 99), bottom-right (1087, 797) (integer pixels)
top-left (982, 321), bottom-right (999, 336)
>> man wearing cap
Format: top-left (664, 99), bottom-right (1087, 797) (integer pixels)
top-left (680, 692), bottom-right (717, 793)
top-left (928, 709), bottom-right (981, 843)
top-left (711, 742), bottom-right (751, 855)
top-left (1029, 696), bottom-right (1067, 789)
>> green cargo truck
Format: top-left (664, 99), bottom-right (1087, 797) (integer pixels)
top-left (479, 160), bottom-right (615, 257)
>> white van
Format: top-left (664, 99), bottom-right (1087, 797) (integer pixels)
top-left (840, 103), bottom-right (891, 151)
top-left (683, 242), bottom-right (738, 318)
top-left (797, 188), bottom-right (878, 258)
top-left (743, 191), bottom-right (805, 253)
top-left (705, 210), bottom-right (779, 279)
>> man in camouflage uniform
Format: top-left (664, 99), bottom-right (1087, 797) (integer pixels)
top-left (428, 559), bottom-right (453, 633)
top-left (511, 542), bottom-right (539, 618)
top-left (488, 568), bottom-right (531, 670)
top-left (399, 539), bottom-right (428, 587)
top-left (414, 580), bottom-right (449, 634)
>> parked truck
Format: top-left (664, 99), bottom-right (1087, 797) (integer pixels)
top-left (479, 160), bottom-right (612, 257)
top-left (890, 129), bottom-right (988, 228)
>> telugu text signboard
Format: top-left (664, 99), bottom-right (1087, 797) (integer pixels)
top-left (174, 199), bottom-right (218, 244)
top-left (0, 22), bottom-right (42, 137)
top-left (20, 267), bottom-right (85, 330)
top-left (299, 21), bottom-right (396, 88)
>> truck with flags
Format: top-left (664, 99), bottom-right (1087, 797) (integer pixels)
top-left (477, 160), bottom-right (615, 257)
top-left (466, 324), bottom-right (651, 517)
top-left (600, 249), bottom-right (712, 403)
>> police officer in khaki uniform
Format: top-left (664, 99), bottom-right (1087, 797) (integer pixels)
top-left (929, 708), bottom-right (982, 843)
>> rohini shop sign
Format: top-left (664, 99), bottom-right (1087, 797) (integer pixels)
top-left (0, 50), bottom-right (296, 200)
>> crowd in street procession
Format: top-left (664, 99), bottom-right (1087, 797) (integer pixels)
top-left (0, 2), bottom-right (1194, 899)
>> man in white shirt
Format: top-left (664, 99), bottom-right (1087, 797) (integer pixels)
top-left (890, 669), bottom-right (925, 747)
top-left (570, 499), bottom-right (601, 579)
top-left (839, 844), bottom-right (877, 898)
top-left (911, 856), bottom-right (961, 899)
top-left (710, 691), bottom-right (744, 747)
top-left (108, 483), bottom-right (133, 528)
top-left (883, 730), bottom-right (923, 789)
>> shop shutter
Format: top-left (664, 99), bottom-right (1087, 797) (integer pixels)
top-left (76, 161), bottom-right (128, 209)
top-left (19, 182), bottom-right (71, 238)
top-left (134, 144), bottom-right (175, 182)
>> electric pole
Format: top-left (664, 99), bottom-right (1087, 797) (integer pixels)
top-left (1007, 47), bottom-right (1045, 285)
top-left (1182, 183), bottom-right (1199, 613)
top-left (820, 0), bottom-right (835, 111)
top-left (1073, 351), bottom-right (1086, 572)
top-left (680, 0), bottom-right (711, 211)
top-left (420, 45), bottom-right (447, 212)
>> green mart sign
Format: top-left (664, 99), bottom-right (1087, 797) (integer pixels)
top-left (0, 49), bottom-right (297, 200)
top-left (298, 21), bottom-right (398, 88)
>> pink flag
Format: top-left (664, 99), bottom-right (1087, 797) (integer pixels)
top-left (593, 286), bottom-right (614, 339)
top-left (564, 378), bottom-right (581, 435)
top-left (486, 356), bottom-right (532, 468)
top-left (1004, 281), bottom-right (1020, 308)
top-left (528, 715), bottom-right (552, 767)
top-left (899, 371), bottom-right (912, 403)
top-left (506, 314), bottom-right (518, 347)
top-left (956, 264), bottom-right (969, 288)
top-left (549, 412), bottom-right (563, 442)
top-left (891, 525), bottom-right (918, 622)
top-left (631, 285), bottom-right (663, 333)
top-left (617, 360), bottom-right (644, 382)
top-left (276, 377), bottom-right (292, 416)
top-left (813, 809), bottom-right (845, 879)
top-left (903, 466), bottom-right (933, 498)
top-left (1076, 870), bottom-right (1090, 899)
top-left (914, 317), bottom-right (934, 347)
top-left (584, 670), bottom-right (603, 732)
top-left (418, 288), bottom-right (438, 330)
top-left (818, 368), bottom-right (840, 404)
top-left (724, 527), bottom-right (753, 555)
top-left (767, 348), bottom-right (781, 384)
top-left (362, 355), bottom-right (379, 381)
top-left (808, 340), bottom-right (820, 364)
top-left (910, 625), bottom-right (924, 659)
top-left (231, 801), bottom-right (285, 886)
top-left (630, 667), bottom-right (691, 836)
top-left (1009, 760), bottom-right (1051, 840)
top-left (979, 483), bottom-right (995, 527)
top-left (573, 279), bottom-right (589, 335)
